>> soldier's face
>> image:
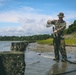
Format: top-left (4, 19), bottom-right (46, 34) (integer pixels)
top-left (59, 17), bottom-right (63, 20)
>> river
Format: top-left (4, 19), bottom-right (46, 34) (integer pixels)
top-left (0, 41), bottom-right (76, 75)
top-left (0, 41), bottom-right (12, 51)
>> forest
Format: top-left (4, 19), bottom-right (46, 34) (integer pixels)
top-left (64, 20), bottom-right (76, 34)
top-left (0, 34), bottom-right (51, 41)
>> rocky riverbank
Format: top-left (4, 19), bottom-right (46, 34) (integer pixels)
top-left (27, 42), bottom-right (76, 53)
top-left (27, 42), bottom-right (54, 52)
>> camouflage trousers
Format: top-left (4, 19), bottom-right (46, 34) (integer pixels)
top-left (53, 36), bottom-right (67, 60)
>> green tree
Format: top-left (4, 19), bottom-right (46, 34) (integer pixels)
top-left (64, 20), bottom-right (76, 34)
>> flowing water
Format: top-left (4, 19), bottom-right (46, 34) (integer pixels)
top-left (0, 41), bottom-right (12, 51)
top-left (0, 41), bottom-right (76, 75)
top-left (25, 43), bottom-right (76, 75)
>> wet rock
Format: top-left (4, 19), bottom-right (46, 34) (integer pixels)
top-left (0, 41), bottom-right (28, 75)
top-left (11, 42), bottom-right (28, 51)
top-left (68, 56), bottom-right (71, 59)
top-left (38, 53), bottom-right (41, 55)
top-left (0, 52), bottom-right (25, 75)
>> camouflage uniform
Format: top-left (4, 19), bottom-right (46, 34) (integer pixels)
top-left (47, 12), bottom-right (67, 61)
top-left (51, 20), bottom-right (67, 60)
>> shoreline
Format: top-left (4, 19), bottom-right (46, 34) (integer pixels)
top-left (27, 42), bottom-right (76, 53)
top-left (66, 45), bottom-right (76, 47)
top-left (37, 43), bottom-right (76, 47)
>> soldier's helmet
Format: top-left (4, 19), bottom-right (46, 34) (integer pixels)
top-left (57, 12), bottom-right (64, 17)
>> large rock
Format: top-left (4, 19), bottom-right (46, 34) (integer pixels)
top-left (11, 42), bottom-right (28, 51)
top-left (0, 52), bottom-right (25, 75)
top-left (0, 41), bottom-right (28, 75)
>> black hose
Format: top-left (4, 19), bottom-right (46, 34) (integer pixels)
top-left (63, 57), bottom-right (76, 64)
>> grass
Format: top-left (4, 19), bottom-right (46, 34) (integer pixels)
top-left (65, 38), bottom-right (76, 46)
top-left (37, 38), bottom-right (53, 45)
top-left (37, 38), bottom-right (76, 46)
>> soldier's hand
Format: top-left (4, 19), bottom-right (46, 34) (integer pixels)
top-left (54, 30), bottom-right (57, 33)
top-left (47, 20), bottom-right (51, 24)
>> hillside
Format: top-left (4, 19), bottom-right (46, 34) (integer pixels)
top-left (65, 32), bottom-right (76, 39)
top-left (64, 20), bottom-right (76, 34)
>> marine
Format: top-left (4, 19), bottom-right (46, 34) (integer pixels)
top-left (47, 12), bottom-right (67, 62)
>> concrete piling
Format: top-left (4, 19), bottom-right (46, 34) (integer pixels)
top-left (0, 42), bottom-right (28, 75)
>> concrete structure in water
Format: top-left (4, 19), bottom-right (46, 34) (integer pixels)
top-left (0, 42), bottom-right (28, 75)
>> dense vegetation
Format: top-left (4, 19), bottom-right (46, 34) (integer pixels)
top-left (64, 20), bottom-right (76, 34)
top-left (0, 34), bottom-right (51, 41)
top-left (37, 38), bottom-right (76, 46)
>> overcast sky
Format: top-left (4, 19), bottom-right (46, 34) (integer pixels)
top-left (0, 0), bottom-right (76, 36)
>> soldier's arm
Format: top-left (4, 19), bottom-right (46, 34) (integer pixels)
top-left (47, 20), bottom-right (57, 24)
top-left (57, 21), bottom-right (66, 31)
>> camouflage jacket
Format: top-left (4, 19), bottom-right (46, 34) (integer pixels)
top-left (51, 20), bottom-right (66, 37)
